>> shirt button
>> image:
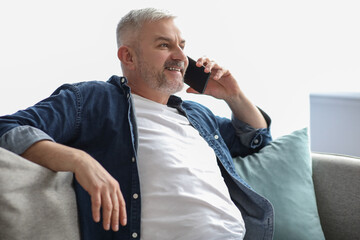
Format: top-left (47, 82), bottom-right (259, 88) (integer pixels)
top-left (132, 157), bottom-right (136, 162)
top-left (127, 93), bottom-right (130, 98)
top-left (121, 78), bottom-right (125, 83)
top-left (133, 193), bottom-right (139, 199)
top-left (254, 139), bottom-right (259, 144)
top-left (214, 134), bottom-right (219, 140)
top-left (132, 232), bottom-right (138, 238)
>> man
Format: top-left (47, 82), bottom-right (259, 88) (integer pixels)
top-left (0, 8), bottom-right (274, 240)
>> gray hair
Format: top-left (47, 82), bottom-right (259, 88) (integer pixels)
top-left (116, 8), bottom-right (176, 48)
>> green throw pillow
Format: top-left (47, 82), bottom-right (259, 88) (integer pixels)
top-left (233, 128), bottom-right (325, 240)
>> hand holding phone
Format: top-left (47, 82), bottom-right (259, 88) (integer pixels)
top-left (184, 56), bottom-right (210, 94)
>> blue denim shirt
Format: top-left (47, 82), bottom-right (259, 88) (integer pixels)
top-left (0, 75), bottom-right (274, 240)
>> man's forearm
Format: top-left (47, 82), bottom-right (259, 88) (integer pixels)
top-left (21, 140), bottom-right (83, 173)
top-left (225, 92), bottom-right (268, 129)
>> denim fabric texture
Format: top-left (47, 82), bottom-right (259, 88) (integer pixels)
top-left (0, 75), bottom-right (274, 240)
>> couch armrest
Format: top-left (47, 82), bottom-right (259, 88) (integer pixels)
top-left (312, 152), bottom-right (360, 240)
top-left (0, 147), bottom-right (80, 240)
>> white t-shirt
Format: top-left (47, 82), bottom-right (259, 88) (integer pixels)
top-left (132, 94), bottom-right (245, 240)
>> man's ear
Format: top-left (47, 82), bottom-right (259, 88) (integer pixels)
top-left (117, 46), bottom-right (136, 70)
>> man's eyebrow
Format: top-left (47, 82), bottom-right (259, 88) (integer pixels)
top-left (154, 36), bottom-right (186, 45)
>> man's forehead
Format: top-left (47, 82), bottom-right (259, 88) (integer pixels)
top-left (142, 19), bottom-right (185, 42)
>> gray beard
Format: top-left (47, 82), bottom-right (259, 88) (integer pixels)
top-left (138, 59), bottom-right (184, 95)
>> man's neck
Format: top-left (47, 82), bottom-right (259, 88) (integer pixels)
top-left (128, 81), bottom-right (171, 105)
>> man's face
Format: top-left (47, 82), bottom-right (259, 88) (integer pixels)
top-left (134, 18), bottom-right (188, 95)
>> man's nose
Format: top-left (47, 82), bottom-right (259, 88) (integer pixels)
top-left (171, 46), bottom-right (187, 62)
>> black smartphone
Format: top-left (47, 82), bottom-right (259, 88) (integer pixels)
top-left (184, 56), bottom-right (210, 94)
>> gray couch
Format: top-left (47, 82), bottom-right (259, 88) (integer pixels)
top-left (312, 152), bottom-right (360, 240)
top-left (0, 147), bottom-right (359, 240)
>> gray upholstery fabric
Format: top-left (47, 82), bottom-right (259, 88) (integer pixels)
top-left (312, 153), bottom-right (360, 240)
top-left (0, 147), bottom-right (80, 240)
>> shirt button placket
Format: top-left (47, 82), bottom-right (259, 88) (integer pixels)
top-left (129, 153), bottom-right (139, 239)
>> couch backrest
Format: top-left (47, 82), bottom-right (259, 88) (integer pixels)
top-left (312, 153), bottom-right (360, 240)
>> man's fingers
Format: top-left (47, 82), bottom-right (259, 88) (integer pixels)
top-left (211, 68), bottom-right (227, 80)
top-left (111, 192), bottom-right (120, 231)
top-left (196, 57), bottom-right (224, 75)
top-left (91, 193), bottom-right (101, 223)
top-left (197, 57), bottom-right (213, 73)
top-left (102, 193), bottom-right (113, 231)
top-left (91, 182), bottom-right (127, 231)
top-left (117, 189), bottom-right (127, 226)
top-left (196, 57), bottom-right (230, 81)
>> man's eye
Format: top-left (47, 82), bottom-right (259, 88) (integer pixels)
top-left (160, 43), bottom-right (169, 48)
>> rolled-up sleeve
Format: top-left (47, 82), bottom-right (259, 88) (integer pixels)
top-left (0, 83), bottom-right (81, 155)
top-left (0, 125), bottom-right (54, 155)
top-left (231, 108), bottom-right (272, 150)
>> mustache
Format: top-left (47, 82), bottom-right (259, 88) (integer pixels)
top-left (164, 60), bottom-right (185, 69)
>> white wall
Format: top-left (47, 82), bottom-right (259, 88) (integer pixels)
top-left (1, 0), bottom-right (359, 138)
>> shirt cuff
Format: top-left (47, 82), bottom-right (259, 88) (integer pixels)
top-left (0, 126), bottom-right (54, 155)
top-left (231, 108), bottom-right (272, 149)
